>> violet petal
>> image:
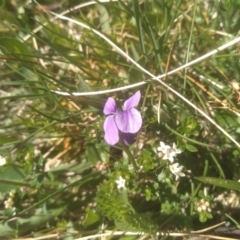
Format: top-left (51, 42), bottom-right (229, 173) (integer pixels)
top-left (121, 132), bottom-right (136, 145)
top-left (115, 108), bottom-right (142, 133)
top-left (103, 115), bottom-right (119, 145)
top-left (103, 97), bottom-right (117, 115)
top-left (123, 91), bottom-right (141, 110)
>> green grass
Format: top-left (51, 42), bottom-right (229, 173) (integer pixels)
top-left (1, 0), bottom-right (240, 239)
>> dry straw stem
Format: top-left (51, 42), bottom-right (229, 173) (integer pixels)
top-left (74, 230), bottom-right (239, 240)
top-left (49, 11), bottom-right (240, 148)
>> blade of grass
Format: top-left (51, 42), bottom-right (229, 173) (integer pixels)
top-left (196, 177), bottom-right (240, 191)
top-left (133, 0), bottom-right (146, 55)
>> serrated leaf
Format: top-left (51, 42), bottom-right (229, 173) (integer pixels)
top-left (196, 177), bottom-right (240, 191)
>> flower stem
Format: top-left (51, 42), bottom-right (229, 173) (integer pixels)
top-left (120, 142), bottom-right (138, 171)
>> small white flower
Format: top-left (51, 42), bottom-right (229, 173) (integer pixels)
top-left (0, 156), bottom-right (7, 166)
top-left (4, 198), bottom-right (14, 209)
top-left (9, 191), bottom-right (15, 198)
top-left (157, 141), bottom-right (171, 154)
top-left (169, 163), bottom-right (185, 181)
top-left (162, 151), bottom-right (176, 163)
top-left (115, 176), bottom-right (126, 189)
top-left (157, 142), bottom-right (181, 163)
top-left (172, 143), bottom-right (181, 155)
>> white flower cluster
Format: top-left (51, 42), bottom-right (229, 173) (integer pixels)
top-left (4, 191), bottom-right (15, 209)
top-left (214, 191), bottom-right (240, 209)
top-left (195, 199), bottom-right (212, 213)
top-left (157, 141), bottom-right (185, 181)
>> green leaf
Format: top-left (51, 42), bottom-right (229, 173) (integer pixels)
top-left (97, 4), bottom-right (111, 32)
top-left (196, 177), bottom-right (240, 191)
top-left (86, 143), bottom-right (101, 165)
top-left (128, 62), bottom-right (143, 84)
top-left (199, 212), bottom-right (207, 222)
top-left (137, 149), bottom-right (154, 172)
top-left (133, 0), bottom-right (145, 54)
top-left (76, 74), bottom-right (95, 93)
top-left (0, 207), bottom-right (64, 237)
top-left (0, 135), bottom-right (15, 144)
top-left (205, 211), bottom-right (213, 219)
top-left (82, 207), bottom-right (100, 227)
top-left (177, 115), bottom-right (199, 136)
top-left (186, 116), bottom-right (197, 131)
top-left (186, 144), bottom-right (198, 152)
top-left (0, 165), bottom-right (26, 193)
top-left (128, 49), bottom-right (144, 84)
top-left (0, 37), bottom-right (33, 61)
top-left (74, 74), bottom-right (105, 109)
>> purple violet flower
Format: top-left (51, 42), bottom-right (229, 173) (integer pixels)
top-left (103, 91), bottom-right (142, 145)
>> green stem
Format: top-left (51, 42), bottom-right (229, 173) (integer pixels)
top-left (164, 123), bottom-right (215, 149)
top-left (120, 140), bottom-right (138, 171)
